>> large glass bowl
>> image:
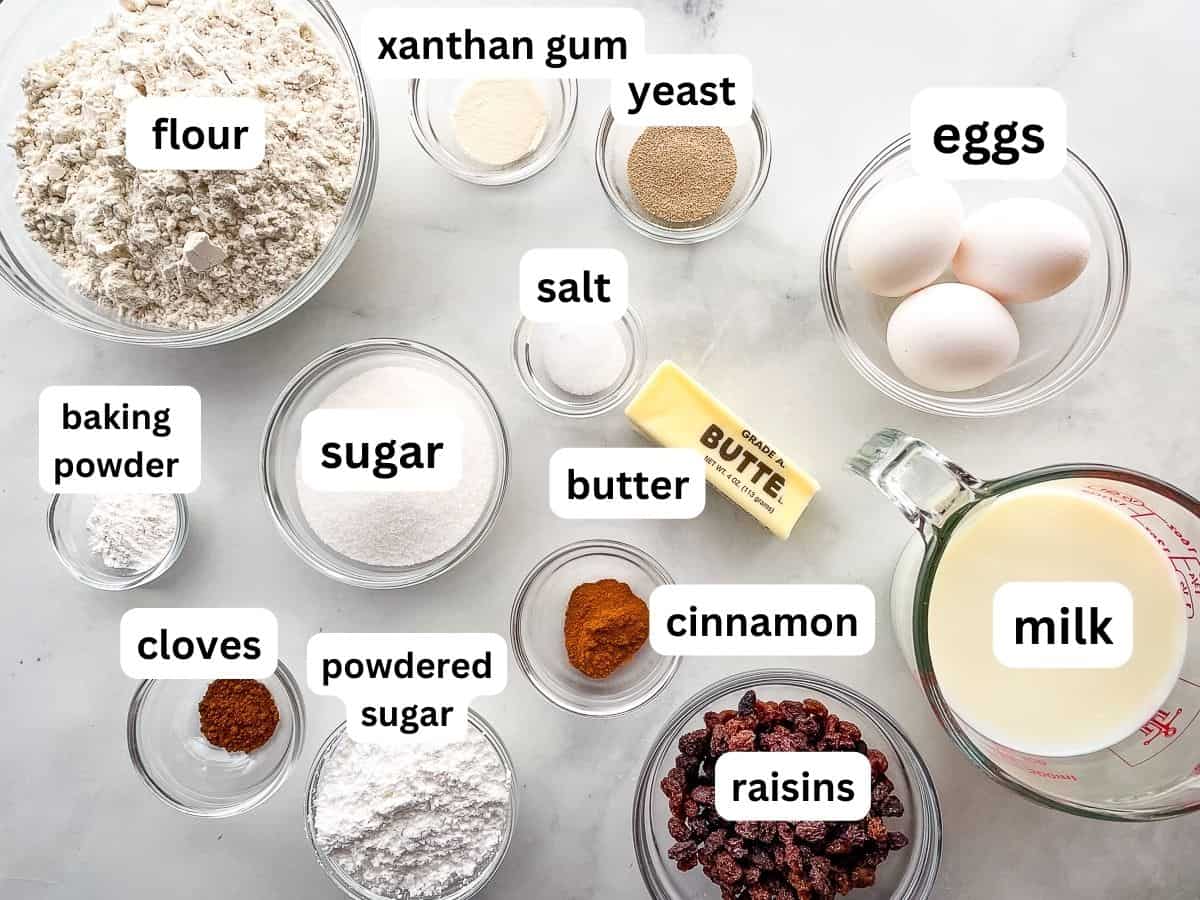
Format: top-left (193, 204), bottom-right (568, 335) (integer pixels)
top-left (634, 669), bottom-right (941, 900)
top-left (0, 0), bottom-right (378, 346)
top-left (126, 662), bottom-right (306, 818)
top-left (260, 339), bottom-right (510, 589)
top-left (304, 712), bottom-right (518, 900)
top-left (820, 135), bottom-right (1128, 416)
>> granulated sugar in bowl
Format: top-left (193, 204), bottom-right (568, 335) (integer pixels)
top-left (260, 339), bottom-right (510, 588)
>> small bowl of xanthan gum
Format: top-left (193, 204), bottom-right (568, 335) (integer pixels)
top-left (409, 78), bottom-right (579, 185)
top-left (595, 104), bottom-right (772, 243)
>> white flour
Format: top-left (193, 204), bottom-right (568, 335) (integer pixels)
top-left (313, 729), bottom-right (512, 899)
top-left (86, 493), bottom-right (177, 570)
top-left (452, 79), bottom-right (548, 166)
top-left (296, 365), bottom-right (497, 567)
top-left (10, 0), bottom-right (360, 329)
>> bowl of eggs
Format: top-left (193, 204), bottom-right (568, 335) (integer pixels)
top-left (820, 135), bottom-right (1128, 417)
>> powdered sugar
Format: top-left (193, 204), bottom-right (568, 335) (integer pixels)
top-left (10, 0), bottom-right (360, 329)
top-left (312, 728), bottom-right (513, 899)
top-left (86, 493), bottom-right (178, 570)
top-left (296, 365), bottom-right (497, 567)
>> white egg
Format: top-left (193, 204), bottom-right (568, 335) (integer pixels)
top-left (953, 197), bottom-right (1091, 303)
top-left (846, 176), bottom-right (964, 297)
top-left (887, 283), bottom-right (1020, 392)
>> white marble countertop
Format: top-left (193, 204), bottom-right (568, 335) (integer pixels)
top-left (2, 0), bottom-right (1198, 897)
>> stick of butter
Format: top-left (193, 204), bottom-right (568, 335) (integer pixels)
top-left (624, 361), bottom-right (819, 539)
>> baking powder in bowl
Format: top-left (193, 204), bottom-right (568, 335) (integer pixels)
top-left (295, 365), bottom-right (496, 567)
top-left (312, 729), bottom-right (512, 899)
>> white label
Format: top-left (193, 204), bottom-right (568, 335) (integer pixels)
top-left (307, 633), bottom-right (507, 745)
top-left (120, 608), bottom-right (278, 679)
top-left (649, 585), bottom-right (875, 656)
top-left (993, 582), bottom-right (1133, 669)
top-left (549, 448), bottom-right (706, 519)
top-left (911, 87), bottom-right (1066, 180)
top-left (715, 752), bottom-right (871, 822)
top-left (300, 409), bottom-right (463, 493)
top-left (364, 7), bottom-right (645, 78)
top-left (39, 386), bottom-right (201, 493)
top-left (611, 53), bottom-right (753, 126)
top-left (125, 97), bottom-right (265, 170)
top-left (519, 248), bottom-right (628, 323)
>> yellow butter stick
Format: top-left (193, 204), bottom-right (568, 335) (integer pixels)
top-left (624, 361), bottom-right (819, 539)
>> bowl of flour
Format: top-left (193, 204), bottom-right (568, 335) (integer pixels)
top-left (260, 339), bottom-right (511, 589)
top-left (0, 0), bottom-right (377, 346)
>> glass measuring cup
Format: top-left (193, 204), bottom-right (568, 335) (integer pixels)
top-left (849, 428), bottom-right (1200, 821)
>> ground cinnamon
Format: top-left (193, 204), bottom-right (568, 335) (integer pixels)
top-left (198, 679), bottom-right (280, 753)
top-left (564, 578), bottom-right (649, 679)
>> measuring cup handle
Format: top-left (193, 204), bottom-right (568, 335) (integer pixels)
top-left (847, 428), bottom-right (982, 539)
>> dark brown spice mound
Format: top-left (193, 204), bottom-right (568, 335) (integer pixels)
top-left (661, 690), bottom-right (909, 900)
top-left (198, 679), bottom-right (279, 754)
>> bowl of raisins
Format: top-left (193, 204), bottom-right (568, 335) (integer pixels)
top-left (633, 670), bottom-right (941, 900)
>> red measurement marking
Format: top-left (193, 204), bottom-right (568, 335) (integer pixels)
top-left (1141, 708), bottom-right (1183, 746)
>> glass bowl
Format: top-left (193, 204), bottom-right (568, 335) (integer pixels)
top-left (634, 669), bottom-right (941, 900)
top-left (304, 712), bottom-right (518, 900)
top-left (820, 135), bottom-right (1128, 417)
top-left (0, 0), bottom-right (378, 347)
top-left (47, 492), bottom-right (189, 591)
top-left (409, 78), bottom-right (578, 185)
top-left (260, 339), bottom-right (510, 589)
top-left (126, 661), bottom-right (306, 817)
top-left (511, 307), bottom-right (647, 417)
top-left (595, 104), bottom-right (772, 244)
top-left (511, 539), bottom-right (679, 716)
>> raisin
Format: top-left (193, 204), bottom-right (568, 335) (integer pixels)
top-left (679, 728), bottom-right (709, 757)
top-left (688, 817), bottom-right (712, 840)
top-left (842, 824), bottom-right (867, 848)
top-left (749, 885), bottom-right (773, 900)
top-left (691, 784), bottom-right (716, 806)
top-left (675, 754), bottom-right (700, 774)
top-left (870, 776), bottom-right (893, 803)
top-left (668, 817), bottom-right (689, 841)
top-left (669, 840), bottom-right (698, 870)
top-left (837, 720), bottom-right (861, 741)
top-left (783, 841), bottom-right (804, 872)
top-left (850, 866), bottom-right (876, 888)
top-left (787, 869), bottom-right (811, 893)
top-left (825, 838), bottom-right (852, 856)
top-left (865, 817), bottom-right (887, 843)
top-left (794, 821), bottom-right (827, 844)
top-left (739, 690), bottom-right (758, 716)
top-left (712, 850), bottom-right (743, 885)
top-left (728, 729), bottom-right (757, 752)
top-left (761, 730), bottom-right (794, 752)
top-left (879, 795), bottom-right (904, 818)
top-left (756, 699), bottom-right (784, 725)
top-left (703, 829), bottom-right (728, 854)
top-left (801, 698), bottom-right (828, 718)
top-left (725, 835), bottom-right (749, 859)
top-left (866, 749), bottom-right (888, 776)
top-left (832, 870), bottom-right (851, 895)
top-left (887, 832), bottom-right (909, 850)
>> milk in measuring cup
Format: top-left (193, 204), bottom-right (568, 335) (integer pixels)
top-left (928, 485), bottom-right (1187, 757)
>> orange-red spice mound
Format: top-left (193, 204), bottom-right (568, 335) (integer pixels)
top-left (198, 679), bottom-right (280, 753)
top-left (564, 578), bottom-right (649, 679)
